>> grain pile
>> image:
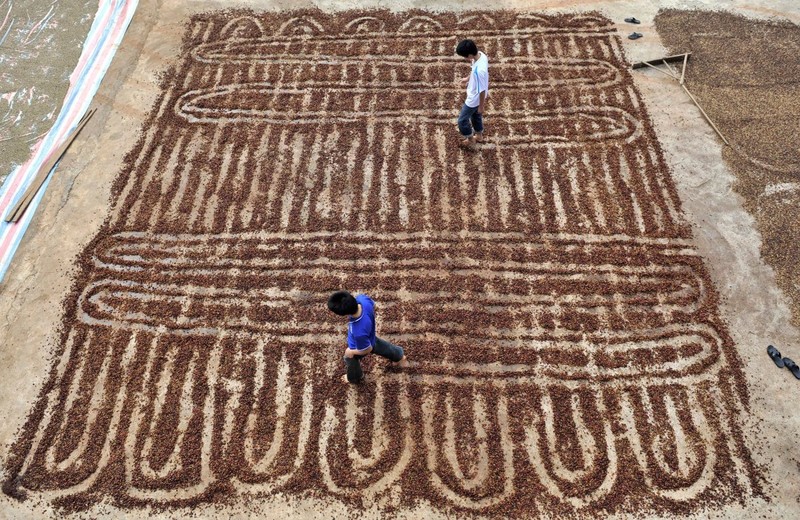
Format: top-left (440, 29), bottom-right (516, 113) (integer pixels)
top-left (2, 9), bottom-right (762, 517)
top-left (655, 9), bottom-right (800, 327)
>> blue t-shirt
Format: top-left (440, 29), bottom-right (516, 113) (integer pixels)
top-left (347, 294), bottom-right (376, 350)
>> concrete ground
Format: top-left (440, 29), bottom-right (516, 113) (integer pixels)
top-left (1, 0), bottom-right (799, 518)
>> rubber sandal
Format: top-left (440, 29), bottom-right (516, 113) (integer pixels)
top-left (784, 358), bottom-right (800, 380)
top-left (767, 345), bottom-right (785, 368)
top-left (625, 17), bottom-right (641, 24)
top-left (628, 32), bottom-right (643, 40)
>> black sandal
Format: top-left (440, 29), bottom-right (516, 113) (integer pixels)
top-left (767, 345), bottom-right (785, 368)
top-left (784, 358), bottom-right (800, 380)
top-left (628, 32), bottom-right (643, 40)
top-left (625, 17), bottom-right (641, 24)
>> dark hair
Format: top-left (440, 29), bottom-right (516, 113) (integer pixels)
top-left (328, 291), bottom-right (358, 316)
top-left (455, 39), bottom-right (478, 57)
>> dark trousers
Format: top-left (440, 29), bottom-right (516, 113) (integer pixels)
top-left (343, 337), bottom-right (404, 383)
top-left (458, 103), bottom-right (484, 137)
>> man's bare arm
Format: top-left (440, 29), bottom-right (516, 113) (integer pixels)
top-left (478, 90), bottom-right (487, 114)
top-left (344, 345), bottom-right (373, 358)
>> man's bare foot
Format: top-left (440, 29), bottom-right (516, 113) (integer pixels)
top-left (460, 136), bottom-right (477, 150)
top-left (342, 374), bottom-right (364, 384)
top-left (474, 132), bottom-right (484, 143)
top-left (397, 355), bottom-right (410, 368)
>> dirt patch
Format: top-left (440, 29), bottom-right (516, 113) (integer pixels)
top-left (655, 9), bottom-right (800, 327)
top-left (2, 8), bottom-right (761, 518)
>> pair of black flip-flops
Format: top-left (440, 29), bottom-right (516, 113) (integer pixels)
top-left (624, 17), bottom-right (643, 40)
top-left (767, 345), bottom-right (800, 379)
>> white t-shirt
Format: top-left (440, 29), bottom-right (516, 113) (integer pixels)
top-left (465, 51), bottom-right (489, 108)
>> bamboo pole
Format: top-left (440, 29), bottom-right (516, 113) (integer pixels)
top-left (679, 53), bottom-right (689, 85)
top-left (631, 52), bottom-right (692, 69)
top-left (633, 52), bottom-right (729, 146)
top-left (642, 60), bottom-right (678, 80)
top-left (681, 85), bottom-right (730, 145)
top-left (662, 59), bottom-right (679, 78)
top-left (5, 109), bottom-right (96, 223)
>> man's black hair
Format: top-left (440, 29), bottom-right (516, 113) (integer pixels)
top-left (328, 291), bottom-right (358, 316)
top-left (455, 39), bottom-right (478, 58)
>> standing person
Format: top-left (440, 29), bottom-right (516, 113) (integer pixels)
top-left (454, 39), bottom-right (489, 149)
top-left (327, 290), bottom-right (409, 384)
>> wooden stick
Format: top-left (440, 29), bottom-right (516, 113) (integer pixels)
top-left (642, 60), bottom-right (678, 80)
top-left (679, 53), bottom-right (689, 85)
top-left (681, 84), bottom-right (730, 145)
top-left (632, 53), bottom-right (727, 145)
top-left (5, 109), bottom-right (96, 223)
top-left (7, 122), bottom-right (85, 222)
top-left (662, 59), bottom-right (679, 78)
top-left (631, 52), bottom-right (692, 69)
top-left (7, 110), bottom-right (95, 222)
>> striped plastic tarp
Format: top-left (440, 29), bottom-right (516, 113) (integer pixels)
top-left (0, 0), bottom-right (138, 282)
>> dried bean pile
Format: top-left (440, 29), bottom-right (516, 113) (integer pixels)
top-left (3, 9), bottom-right (762, 518)
top-left (656, 9), bottom-right (800, 328)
